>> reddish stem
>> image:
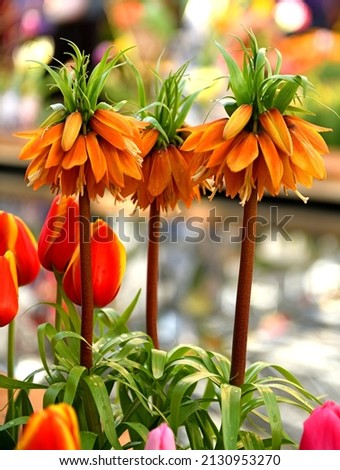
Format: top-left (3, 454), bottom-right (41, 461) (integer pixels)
top-left (230, 189), bottom-right (258, 386)
top-left (79, 188), bottom-right (94, 369)
top-left (146, 200), bottom-right (160, 349)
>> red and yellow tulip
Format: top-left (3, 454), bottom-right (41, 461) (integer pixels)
top-left (0, 211), bottom-right (40, 286)
top-left (62, 219), bottom-right (126, 307)
top-left (16, 403), bottom-right (81, 450)
top-left (0, 251), bottom-right (19, 327)
top-left (38, 195), bottom-right (79, 272)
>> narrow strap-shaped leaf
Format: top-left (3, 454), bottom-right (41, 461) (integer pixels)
top-left (221, 383), bottom-right (241, 450)
top-left (215, 41), bottom-right (251, 105)
top-left (151, 348), bottom-right (167, 379)
top-left (238, 430), bottom-right (265, 450)
top-left (64, 366), bottom-right (87, 405)
top-left (83, 374), bottom-right (121, 449)
top-left (254, 384), bottom-right (282, 449)
top-left (169, 371), bottom-right (217, 431)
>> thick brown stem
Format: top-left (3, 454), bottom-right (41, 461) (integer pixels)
top-left (146, 200), bottom-right (160, 349)
top-left (230, 189), bottom-right (258, 386)
top-left (79, 188), bottom-right (94, 369)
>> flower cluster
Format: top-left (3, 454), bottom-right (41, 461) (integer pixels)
top-left (0, 211), bottom-right (40, 326)
top-left (15, 43), bottom-right (147, 201)
top-left (181, 32), bottom-right (331, 205)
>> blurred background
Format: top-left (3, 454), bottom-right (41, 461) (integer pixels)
top-left (1, 0), bottom-right (340, 440)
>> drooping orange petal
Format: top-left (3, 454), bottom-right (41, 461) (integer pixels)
top-left (61, 111), bottom-right (82, 151)
top-left (223, 165), bottom-right (245, 199)
top-left (290, 161), bottom-right (314, 187)
top-left (90, 115), bottom-right (128, 149)
top-left (19, 123), bottom-right (64, 160)
top-left (290, 130), bottom-right (326, 179)
top-left (285, 115), bottom-right (332, 134)
top-left (285, 115), bottom-right (330, 155)
top-left (100, 139), bottom-right (125, 188)
top-left (253, 156), bottom-right (278, 199)
top-left (206, 139), bottom-right (235, 168)
top-left (139, 128), bottom-right (159, 157)
top-left (257, 131), bottom-right (283, 191)
top-left (223, 104), bottom-right (253, 140)
top-left (62, 134), bottom-right (88, 169)
top-left (227, 132), bottom-right (259, 172)
top-left (93, 108), bottom-right (136, 136)
top-left (147, 149), bottom-right (172, 196)
top-left (167, 145), bottom-right (192, 200)
top-left (59, 166), bottom-right (79, 196)
top-left (280, 153), bottom-right (297, 190)
top-left (119, 150), bottom-right (142, 180)
top-left (85, 132), bottom-right (107, 183)
top-left (45, 138), bottom-right (64, 168)
top-left (196, 119), bottom-right (228, 151)
top-left (259, 109), bottom-right (293, 155)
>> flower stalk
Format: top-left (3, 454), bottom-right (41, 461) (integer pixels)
top-left (146, 200), bottom-right (160, 348)
top-left (79, 188), bottom-right (94, 369)
top-left (230, 188), bottom-right (258, 386)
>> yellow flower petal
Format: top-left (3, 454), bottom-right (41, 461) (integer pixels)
top-left (223, 104), bottom-right (253, 140)
top-left (61, 111), bottom-right (82, 152)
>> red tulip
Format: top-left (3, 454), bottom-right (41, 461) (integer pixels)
top-left (299, 401), bottom-right (340, 449)
top-left (62, 219), bottom-right (126, 307)
top-left (0, 211), bottom-right (40, 286)
top-left (0, 251), bottom-right (19, 327)
top-left (145, 423), bottom-right (176, 450)
top-left (38, 195), bottom-right (79, 272)
top-left (16, 403), bottom-right (81, 450)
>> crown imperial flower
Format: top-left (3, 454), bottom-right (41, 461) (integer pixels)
top-left (15, 41), bottom-right (147, 201)
top-left (181, 30), bottom-right (332, 205)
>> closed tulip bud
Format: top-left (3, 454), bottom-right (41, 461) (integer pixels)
top-left (0, 211), bottom-right (40, 286)
top-left (299, 401), bottom-right (340, 450)
top-left (145, 423), bottom-right (176, 450)
top-left (38, 195), bottom-right (79, 272)
top-left (62, 219), bottom-right (126, 308)
top-left (16, 403), bottom-right (81, 450)
top-left (0, 251), bottom-right (19, 327)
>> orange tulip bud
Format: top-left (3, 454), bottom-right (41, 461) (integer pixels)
top-left (16, 403), bottom-right (81, 450)
top-left (62, 219), bottom-right (126, 307)
top-left (38, 195), bottom-right (79, 272)
top-left (0, 211), bottom-right (40, 286)
top-left (0, 251), bottom-right (19, 327)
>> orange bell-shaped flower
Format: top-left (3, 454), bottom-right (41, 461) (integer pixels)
top-left (62, 219), bottom-right (126, 308)
top-left (0, 211), bottom-right (40, 286)
top-left (16, 403), bottom-right (81, 450)
top-left (0, 251), bottom-right (19, 327)
top-left (38, 195), bottom-right (79, 272)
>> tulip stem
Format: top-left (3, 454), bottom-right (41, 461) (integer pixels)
top-left (146, 200), bottom-right (160, 349)
top-left (230, 189), bottom-right (258, 386)
top-left (79, 188), bottom-right (94, 369)
top-left (7, 320), bottom-right (15, 425)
